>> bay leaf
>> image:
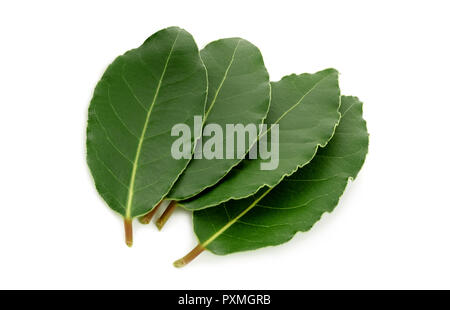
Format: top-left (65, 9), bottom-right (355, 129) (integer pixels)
top-left (86, 27), bottom-right (207, 246)
top-left (166, 38), bottom-right (271, 200)
top-left (180, 69), bottom-right (341, 210)
top-left (175, 96), bottom-right (368, 265)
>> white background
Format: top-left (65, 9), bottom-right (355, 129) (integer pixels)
top-left (1, 0), bottom-right (449, 289)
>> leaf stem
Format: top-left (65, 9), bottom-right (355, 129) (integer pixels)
top-left (124, 217), bottom-right (133, 247)
top-left (138, 201), bottom-right (163, 224)
top-left (156, 200), bottom-right (177, 230)
top-left (173, 244), bottom-right (205, 268)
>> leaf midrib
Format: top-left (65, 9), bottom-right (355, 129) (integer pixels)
top-left (203, 39), bottom-right (242, 121)
top-left (168, 40), bottom-right (242, 200)
top-left (217, 72), bottom-right (334, 169)
top-left (125, 29), bottom-right (181, 219)
top-left (260, 72), bottom-right (333, 141)
top-left (201, 187), bottom-right (272, 247)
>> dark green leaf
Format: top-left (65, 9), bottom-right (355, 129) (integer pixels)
top-left (192, 96), bottom-right (368, 255)
top-left (86, 27), bottom-right (207, 227)
top-left (167, 38), bottom-right (270, 200)
top-left (180, 69), bottom-right (341, 210)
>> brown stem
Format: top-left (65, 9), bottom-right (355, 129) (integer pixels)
top-left (156, 200), bottom-right (177, 230)
top-left (138, 201), bottom-right (163, 224)
top-left (173, 244), bottom-right (205, 268)
top-left (124, 217), bottom-right (133, 247)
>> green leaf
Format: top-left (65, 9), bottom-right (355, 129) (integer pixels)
top-left (179, 69), bottom-right (341, 210)
top-left (188, 96), bottom-right (369, 258)
top-left (86, 27), bottom-right (207, 244)
top-left (167, 38), bottom-right (271, 200)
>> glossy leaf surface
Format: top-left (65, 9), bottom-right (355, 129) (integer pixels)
top-left (192, 96), bottom-right (368, 255)
top-left (167, 38), bottom-right (271, 200)
top-left (181, 69), bottom-right (341, 210)
top-left (86, 27), bottom-right (207, 219)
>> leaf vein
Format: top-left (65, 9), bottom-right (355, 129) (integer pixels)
top-left (125, 29), bottom-right (181, 218)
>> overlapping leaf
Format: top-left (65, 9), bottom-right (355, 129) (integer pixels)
top-left (86, 26), bottom-right (368, 264)
top-left (179, 69), bottom-right (341, 210)
top-left (186, 96), bottom-right (368, 257)
top-left (167, 38), bottom-right (271, 200)
top-left (86, 27), bottom-right (207, 243)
